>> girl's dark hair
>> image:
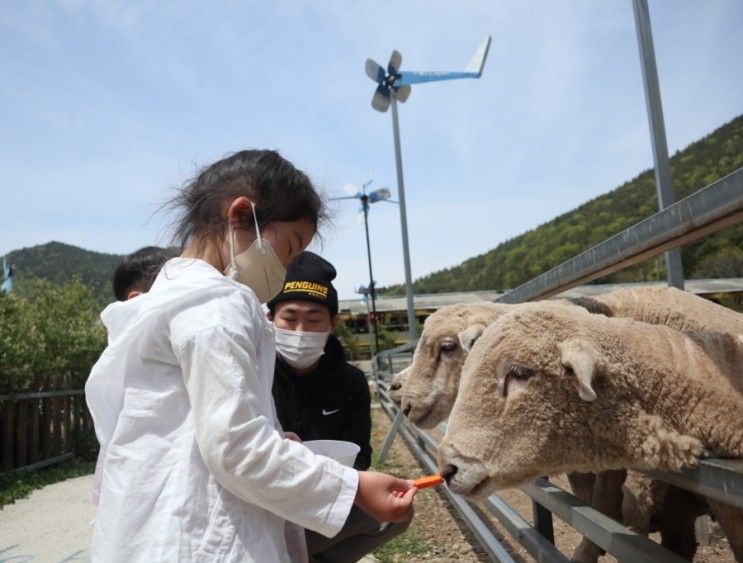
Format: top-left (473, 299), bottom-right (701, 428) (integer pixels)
top-left (169, 150), bottom-right (327, 248)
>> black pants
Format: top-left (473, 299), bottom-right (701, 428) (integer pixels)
top-left (305, 506), bottom-right (413, 563)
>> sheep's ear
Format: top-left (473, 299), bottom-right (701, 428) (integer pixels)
top-left (558, 339), bottom-right (601, 402)
top-left (458, 323), bottom-right (487, 352)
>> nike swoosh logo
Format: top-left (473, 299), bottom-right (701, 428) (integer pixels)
top-left (322, 409), bottom-right (340, 416)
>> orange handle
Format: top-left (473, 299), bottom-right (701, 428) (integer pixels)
top-left (414, 474), bottom-right (444, 489)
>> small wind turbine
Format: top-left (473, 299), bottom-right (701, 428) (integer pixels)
top-left (364, 36), bottom-right (491, 342)
top-left (331, 177), bottom-right (395, 355)
top-left (1, 258), bottom-right (13, 294)
top-left (365, 36), bottom-right (491, 112)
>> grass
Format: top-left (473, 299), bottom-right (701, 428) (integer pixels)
top-left (369, 410), bottom-right (449, 562)
top-left (0, 459), bottom-right (95, 509)
top-left (373, 532), bottom-right (429, 562)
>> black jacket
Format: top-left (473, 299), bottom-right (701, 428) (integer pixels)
top-left (272, 335), bottom-right (372, 470)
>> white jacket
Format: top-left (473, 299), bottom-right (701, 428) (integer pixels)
top-left (85, 258), bottom-right (358, 562)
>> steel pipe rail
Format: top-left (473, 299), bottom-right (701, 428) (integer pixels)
top-left (520, 479), bottom-right (687, 563)
top-left (498, 167), bottom-right (743, 304)
top-left (644, 458), bottom-right (743, 511)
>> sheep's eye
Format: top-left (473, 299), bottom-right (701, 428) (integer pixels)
top-left (502, 363), bottom-right (535, 398)
top-left (439, 338), bottom-right (458, 353)
top-left (390, 383), bottom-right (401, 391)
top-left (509, 364), bottom-right (534, 381)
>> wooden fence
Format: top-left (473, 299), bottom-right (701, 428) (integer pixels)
top-left (0, 389), bottom-right (92, 473)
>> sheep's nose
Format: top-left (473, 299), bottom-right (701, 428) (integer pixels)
top-left (440, 463), bottom-right (458, 484)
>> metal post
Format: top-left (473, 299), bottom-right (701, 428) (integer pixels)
top-left (361, 194), bottom-right (381, 356)
top-left (532, 499), bottom-right (555, 544)
top-left (632, 0), bottom-right (684, 289)
top-left (390, 96), bottom-right (418, 341)
top-left (378, 410), bottom-right (405, 463)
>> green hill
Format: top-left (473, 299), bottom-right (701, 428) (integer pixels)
top-left (382, 114), bottom-right (743, 295)
top-left (4, 242), bottom-right (124, 306)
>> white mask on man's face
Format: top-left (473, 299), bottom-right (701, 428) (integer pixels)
top-left (224, 203), bottom-right (286, 304)
top-left (274, 327), bottom-right (330, 370)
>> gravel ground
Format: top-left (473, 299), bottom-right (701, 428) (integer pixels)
top-left (0, 474), bottom-right (95, 562)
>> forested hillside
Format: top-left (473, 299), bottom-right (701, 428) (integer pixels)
top-left (4, 242), bottom-right (124, 306)
top-left (383, 114), bottom-right (743, 295)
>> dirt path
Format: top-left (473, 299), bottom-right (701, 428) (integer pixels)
top-left (0, 474), bottom-right (95, 562)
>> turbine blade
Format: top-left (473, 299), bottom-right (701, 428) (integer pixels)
top-left (394, 85), bottom-right (411, 103)
top-left (388, 50), bottom-right (402, 75)
top-left (365, 59), bottom-right (385, 83)
top-left (371, 84), bottom-right (391, 112)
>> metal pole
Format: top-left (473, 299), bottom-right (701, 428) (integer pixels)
top-left (390, 96), bottom-right (418, 341)
top-left (632, 0), bottom-right (684, 289)
top-left (361, 194), bottom-right (381, 355)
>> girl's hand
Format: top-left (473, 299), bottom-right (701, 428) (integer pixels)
top-left (284, 432), bottom-right (301, 442)
top-left (354, 471), bottom-right (416, 523)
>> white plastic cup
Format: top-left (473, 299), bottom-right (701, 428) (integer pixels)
top-left (303, 439), bottom-right (360, 468)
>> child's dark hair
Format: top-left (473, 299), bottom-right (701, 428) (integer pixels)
top-left (112, 246), bottom-right (171, 301)
top-left (169, 150), bottom-right (327, 249)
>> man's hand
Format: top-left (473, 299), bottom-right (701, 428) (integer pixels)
top-left (354, 471), bottom-right (416, 523)
top-left (284, 431), bottom-right (301, 442)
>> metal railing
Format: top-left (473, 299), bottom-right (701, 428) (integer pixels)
top-left (373, 165), bottom-right (743, 561)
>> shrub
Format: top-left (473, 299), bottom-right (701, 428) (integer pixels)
top-left (0, 279), bottom-right (106, 393)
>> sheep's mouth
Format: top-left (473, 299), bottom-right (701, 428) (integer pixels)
top-left (448, 473), bottom-right (491, 499)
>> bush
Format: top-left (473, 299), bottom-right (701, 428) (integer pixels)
top-left (0, 279), bottom-right (106, 393)
top-left (72, 428), bottom-right (100, 462)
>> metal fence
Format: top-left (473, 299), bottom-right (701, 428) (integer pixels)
top-left (373, 165), bottom-right (743, 561)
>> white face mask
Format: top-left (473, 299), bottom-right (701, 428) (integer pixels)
top-left (274, 327), bottom-right (330, 370)
top-left (225, 203), bottom-right (286, 304)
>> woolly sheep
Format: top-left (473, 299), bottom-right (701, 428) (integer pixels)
top-left (403, 287), bottom-right (743, 428)
top-left (438, 303), bottom-right (743, 560)
top-left (387, 366), bottom-right (409, 408)
top-left (402, 289), bottom-right (743, 561)
top-left (400, 301), bottom-right (521, 428)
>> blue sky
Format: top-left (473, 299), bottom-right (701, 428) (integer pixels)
top-left (1, 1), bottom-right (741, 299)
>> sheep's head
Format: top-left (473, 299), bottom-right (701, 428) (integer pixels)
top-left (388, 367), bottom-right (410, 407)
top-left (401, 302), bottom-right (510, 429)
top-left (438, 304), bottom-right (617, 499)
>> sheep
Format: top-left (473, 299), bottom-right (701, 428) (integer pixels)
top-left (399, 299), bottom-right (617, 562)
top-left (387, 366), bottom-right (410, 408)
top-left (401, 286), bottom-right (743, 428)
top-left (402, 289), bottom-right (743, 561)
top-left (437, 303), bottom-right (743, 561)
top-left (400, 301), bottom-right (520, 428)
top-left (586, 285), bottom-right (743, 334)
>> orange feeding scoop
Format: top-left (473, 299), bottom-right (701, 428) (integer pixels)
top-left (414, 474), bottom-right (444, 489)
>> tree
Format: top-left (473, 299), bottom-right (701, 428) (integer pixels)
top-left (0, 279), bottom-right (106, 392)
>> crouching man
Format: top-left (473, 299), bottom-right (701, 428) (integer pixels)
top-left (268, 251), bottom-right (413, 563)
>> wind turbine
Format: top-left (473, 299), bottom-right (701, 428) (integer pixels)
top-left (365, 36), bottom-right (491, 342)
top-left (331, 178), bottom-right (396, 356)
top-left (1, 258), bottom-right (13, 294)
